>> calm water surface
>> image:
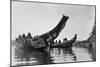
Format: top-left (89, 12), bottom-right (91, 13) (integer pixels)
top-left (11, 44), bottom-right (94, 66)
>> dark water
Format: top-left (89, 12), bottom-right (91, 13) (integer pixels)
top-left (11, 44), bottom-right (94, 66)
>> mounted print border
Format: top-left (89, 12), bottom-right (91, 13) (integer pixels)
top-left (10, 0), bottom-right (96, 67)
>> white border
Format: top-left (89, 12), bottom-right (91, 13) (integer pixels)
top-left (0, 0), bottom-right (99, 67)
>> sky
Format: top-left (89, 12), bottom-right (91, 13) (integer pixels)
top-left (12, 1), bottom-right (95, 41)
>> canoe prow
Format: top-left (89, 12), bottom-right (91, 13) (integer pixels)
top-left (40, 15), bottom-right (69, 45)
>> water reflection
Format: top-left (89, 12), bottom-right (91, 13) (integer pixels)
top-left (13, 47), bottom-right (54, 66)
top-left (12, 45), bottom-right (94, 66)
top-left (50, 48), bottom-right (76, 63)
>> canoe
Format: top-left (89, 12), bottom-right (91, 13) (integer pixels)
top-left (16, 15), bottom-right (69, 51)
top-left (50, 34), bottom-right (77, 48)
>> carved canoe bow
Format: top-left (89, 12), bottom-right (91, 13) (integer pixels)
top-left (40, 15), bottom-right (69, 43)
top-left (24, 15), bottom-right (69, 49)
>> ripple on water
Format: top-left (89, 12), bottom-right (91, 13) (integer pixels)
top-left (11, 45), bottom-right (93, 66)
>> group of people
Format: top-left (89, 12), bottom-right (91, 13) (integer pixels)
top-left (15, 32), bottom-right (75, 47)
top-left (16, 32), bottom-right (48, 48)
top-left (16, 32), bottom-right (38, 43)
top-left (53, 38), bottom-right (68, 46)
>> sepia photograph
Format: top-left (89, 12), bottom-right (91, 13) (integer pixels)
top-left (11, 0), bottom-right (96, 66)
